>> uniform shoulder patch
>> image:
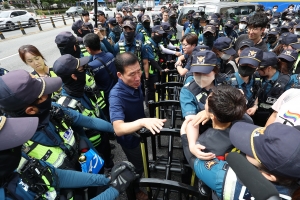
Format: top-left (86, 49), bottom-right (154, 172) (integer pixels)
top-left (205, 159), bottom-right (218, 170)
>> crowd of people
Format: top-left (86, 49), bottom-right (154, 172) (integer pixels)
top-left (1, 2), bottom-right (300, 200)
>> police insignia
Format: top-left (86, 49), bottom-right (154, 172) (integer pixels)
top-left (248, 50), bottom-right (257, 57)
top-left (205, 160), bottom-right (218, 170)
top-left (227, 21), bottom-right (231, 24)
top-left (160, 26), bottom-right (163, 30)
top-left (285, 50), bottom-right (291, 56)
top-left (197, 56), bottom-right (205, 64)
top-left (252, 127), bottom-right (266, 137)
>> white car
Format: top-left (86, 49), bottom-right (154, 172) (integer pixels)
top-left (0, 10), bottom-right (36, 31)
top-left (89, 7), bottom-right (115, 20)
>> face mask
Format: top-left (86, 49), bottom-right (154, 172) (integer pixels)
top-left (143, 21), bottom-right (151, 28)
top-left (289, 8), bottom-right (294, 12)
top-left (154, 21), bottom-right (161, 26)
top-left (0, 146), bottom-right (22, 179)
top-left (59, 45), bottom-right (81, 59)
top-left (193, 19), bottom-right (200, 28)
top-left (169, 18), bottom-right (177, 26)
top-left (124, 31), bottom-right (135, 44)
top-left (194, 74), bottom-right (215, 88)
top-left (81, 29), bottom-right (92, 37)
top-left (273, 8), bottom-right (277, 12)
top-left (153, 35), bottom-right (163, 43)
top-left (63, 70), bottom-right (86, 98)
top-left (239, 23), bottom-right (247, 30)
top-left (281, 29), bottom-right (289, 34)
top-left (267, 36), bottom-right (277, 44)
top-left (225, 26), bottom-right (233, 36)
top-left (221, 53), bottom-right (231, 61)
top-left (270, 24), bottom-right (278, 28)
top-left (238, 65), bottom-right (256, 77)
top-left (203, 33), bottom-right (214, 49)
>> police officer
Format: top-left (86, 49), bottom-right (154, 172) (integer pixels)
top-left (180, 50), bottom-right (225, 134)
top-left (97, 10), bottom-right (110, 36)
top-left (152, 14), bottom-right (162, 26)
top-left (222, 19), bottom-right (239, 43)
top-left (127, 7), bottom-right (137, 22)
top-left (142, 25), bottom-right (166, 104)
top-left (182, 10), bottom-right (195, 37)
top-left (114, 20), bottom-right (144, 69)
top-left (266, 27), bottom-right (280, 51)
top-left (53, 54), bottom-right (115, 171)
top-left (0, 116), bottom-right (137, 199)
top-left (107, 18), bottom-right (122, 44)
top-left (202, 24), bottom-right (217, 49)
top-left (184, 12), bottom-right (203, 37)
top-left (168, 10), bottom-right (180, 47)
top-left (254, 52), bottom-right (295, 126)
top-left (237, 16), bottom-right (248, 36)
top-left (228, 47), bottom-right (263, 116)
top-left (136, 15), bottom-right (151, 41)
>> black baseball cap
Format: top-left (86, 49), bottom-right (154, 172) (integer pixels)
top-left (55, 31), bottom-right (83, 47)
top-left (230, 122), bottom-right (300, 178)
top-left (53, 54), bottom-right (90, 77)
top-left (192, 12), bottom-right (202, 19)
top-left (152, 25), bottom-right (165, 34)
top-left (240, 16), bottom-right (248, 23)
top-left (225, 19), bottom-right (237, 28)
top-left (108, 18), bottom-right (118, 26)
top-left (0, 116), bottom-right (38, 151)
top-left (190, 50), bottom-right (217, 74)
top-left (268, 27), bottom-right (280, 35)
top-left (161, 22), bottom-right (174, 35)
top-left (203, 25), bottom-right (216, 34)
top-left (237, 39), bottom-right (254, 50)
top-left (72, 20), bottom-right (84, 32)
top-left (239, 47), bottom-right (263, 67)
top-left (259, 52), bottom-right (278, 69)
top-left (122, 20), bottom-right (136, 29)
top-left (141, 14), bottom-right (151, 22)
top-left (0, 70), bottom-right (62, 112)
top-left (97, 10), bottom-right (105, 16)
top-left (213, 37), bottom-right (236, 55)
top-left (278, 49), bottom-right (298, 62)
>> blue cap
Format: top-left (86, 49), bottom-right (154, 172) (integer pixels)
top-left (209, 18), bottom-right (219, 26)
top-left (270, 18), bottom-right (280, 24)
top-left (268, 27), bottom-right (280, 35)
top-left (206, 14), bottom-right (218, 21)
top-left (272, 12), bottom-right (281, 18)
top-left (192, 12), bottom-right (202, 19)
top-left (259, 52), bottom-right (278, 69)
top-left (281, 22), bottom-right (294, 29)
top-left (190, 50), bottom-right (217, 74)
top-left (225, 19), bottom-right (237, 28)
top-left (168, 10), bottom-right (177, 17)
top-left (237, 39), bottom-right (254, 50)
top-left (108, 18), bottom-right (117, 26)
top-left (213, 37), bottom-right (236, 55)
top-left (278, 49), bottom-right (298, 62)
top-left (280, 32), bottom-right (298, 46)
top-left (152, 25), bottom-right (165, 34)
top-left (195, 45), bottom-right (210, 51)
top-left (230, 122), bottom-right (300, 178)
top-left (122, 20), bottom-right (136, 29)
top-left (141, 14), bottom-right (151, 22)
top-left (239, 47), bottom-right (263, 67)
top-left (240, 16), bottom-right (248, 23)
top-left (55, 31), bottom-right (83, 47)
top-left (0, 70), bottom-right (62, 112)
top-left (161, 22), bottom-right (174, 34)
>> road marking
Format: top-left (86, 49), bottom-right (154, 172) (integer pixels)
top-left (0, 53), bottom-right (19, 61)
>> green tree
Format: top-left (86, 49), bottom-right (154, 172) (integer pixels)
top-left (3, 2), bottom-right (10, 9)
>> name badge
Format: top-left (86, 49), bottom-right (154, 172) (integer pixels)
top-left (63, 128), bottom-right (73, 142)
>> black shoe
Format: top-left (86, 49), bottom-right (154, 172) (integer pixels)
top-left (110, 143), bottom-right (116, 150)
top-left (198, 180), bottom-right (211, 197)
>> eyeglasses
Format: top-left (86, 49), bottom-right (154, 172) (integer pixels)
top-left (181, 43), bottom-right (190, 47)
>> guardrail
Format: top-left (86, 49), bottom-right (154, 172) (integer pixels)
top-left (0, 15), bottom-right (80, 40)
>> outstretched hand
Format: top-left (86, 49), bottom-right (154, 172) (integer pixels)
top-left (140, 118), bottom-right (167, 135)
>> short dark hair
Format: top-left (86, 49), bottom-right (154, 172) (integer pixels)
top-left (208, 85), bottom-right (246, 123)
top-left (273, 5), bottom-right (278, 8)
top-left (83, 33), bottom-right (101, 51)
top-left (248, 12), bottom-right (269, 28)
top-left (116, 13), bottom-right (122, 18)
top-left (181, 33), bottom-right (198, 46)
top-left (82, 10), bottom-right (89, 16)
top-left (115, 52), bottom-right (139, 74)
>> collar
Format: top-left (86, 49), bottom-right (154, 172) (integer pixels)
top-left (118, 79), bottom-right (141, 96)
top-left (269, 70), bottom-right (280, 81)
top-left (235, 72), bottom-right (252, 85)
top-left (93, 51), bottom-right (105, 60)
